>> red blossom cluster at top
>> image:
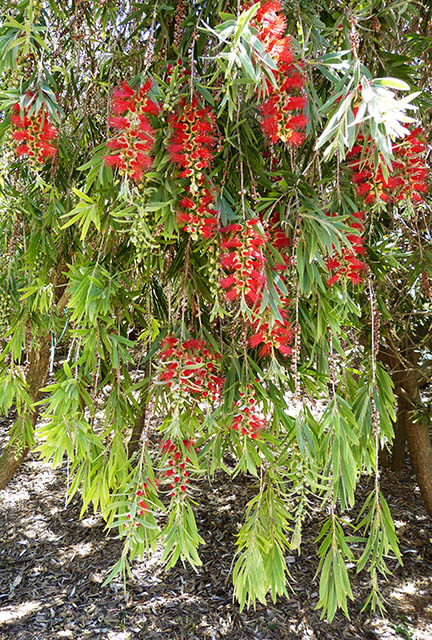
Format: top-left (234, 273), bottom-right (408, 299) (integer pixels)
top-left (158, 335), bottom-right (224, 402)
top-left (250, 0), bottom-right (308, 146)
top-left (11, 97), bottom-right (57, 165)
top-left (219, 217), bottom-right (293, 358)
top-left (167, 96), bottom-right (219, 238)
top-left (160, 438), bottom-right (195, 498)
top-left (232, 386), bottom-right (266, 439)
top-left (325, 211), bottom-right (367, 286)
top-left (348, 128), bottom-right (428, 205)
top-left (104, 79), bottom-right (159, 182)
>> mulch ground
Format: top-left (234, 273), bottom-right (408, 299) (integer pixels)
top-left (1, 419), bottom-right (432, 640)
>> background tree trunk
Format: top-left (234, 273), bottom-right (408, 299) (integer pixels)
top-left (0, 284), bottom-right (69, 491)
top-left (391, 419), bottom-right (407, 471)
top-left (380, 340), bottom-right (432, 518)
top-left (0, 336), bottom-right (51, 490)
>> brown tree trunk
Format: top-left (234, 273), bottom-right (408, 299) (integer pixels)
top-left (0, 335), bottom-right (51, 490)
top-left (391, 419), bottom-right (407, 472)
top-left (127, 405), bottom-right (146, 459)
top-left (400, 370), bottom-right (432, 518)
top-left (0, 287), bottom-right (69, 491)
top-left (380, 341), bottom-right (432, 518)
top-left (406, 417), bottom-right (432, 517)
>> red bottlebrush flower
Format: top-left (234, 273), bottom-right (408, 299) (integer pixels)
top-left (286, 130), bottom-right (305, 147)
top-left (232, 385), bottom-right (267, 439)
top-left (220, 275), bottom-right (237, 290)
top-left (161, 370), bottom-right (176, 381)
top-left (347, 272), bottom-right (362, 285)
top-left (249, 332), bottom-right (265, 348)
top-left (108, 116), bottom-right (130, 130)
top-left (326, 258), bottom-right (341, 270)
top-left (278, 344), bottom-right (292, 357)
top-left (168, 97), bottom-right (217, 172)
top-left (219, 220), bottom-right (267, 306)
top-left (15, 144), bottom-right (30, 156)
top-left (10, 96), bottom-right (58, 164)
top-left (157, 336), bottom-right (224, 404)
top-left (11, 130), bottom-right (29, 141)
top-left (105, 79), bottom-right (158, 182)
top-left (325, 211), bottom-right (367, 286)
top-left (168, 97), bottom-right (220, 238)
top-left (250, 0), bottom-right (307, 147)
top-left (348, 128), bottom-right (429, 207)
top-left (327, 273), bottom-right (341, 286)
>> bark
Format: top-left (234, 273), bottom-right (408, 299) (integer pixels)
top-left (127, 405), bottom-right (146, 459)
top-left (391, 419), bottom-right (407, 472)
top-left (0, 335), bottom-right (51, 490)
top-left (380, 340), bottom-right (432, 518)
top-left (405, 417), bottom-right (432, 518)
top-left (127, 359), bottom-right (151, 459)
top-left (399, 369), bottom-right (432, 518)
top-left (0, 287), bottom-right (69, 491)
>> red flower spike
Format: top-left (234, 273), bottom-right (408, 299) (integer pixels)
top-left (348, 128), bottom-right (429, 206)
top-left (244, 2), bottom-right (307, 146)
top-left (157, 335), bottom-right (224, 405)
top-left (232, 385), bottom-right (267, 440)
top-left (167, 95), bottom-right (220, 238)
top-left (11, 96), bottom-right (58, 164)
top-left (219, 220), bottom-right (268, 306)
top-left (105, 79), bottom-right (158, 182)
top-left (325, 211), bottom-right (367, 286)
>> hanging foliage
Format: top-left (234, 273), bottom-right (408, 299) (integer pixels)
top-left (0, 0), bottom-right (431, 622)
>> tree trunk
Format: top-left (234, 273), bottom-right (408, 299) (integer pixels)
top-left (0, 286), bottom-right (69, 491)
top-left (405, 416), bottom-right (432, 518)
top-left (391, 419), bottom-right (407, 471)
top-left (380, 341), bottom-right (432, 518)
top-left (0, 335), bottom-right (51, 490)
top-left (127, 405), bottom-right (146, 459)
top-left (399, 370), bottom-right (432, 518)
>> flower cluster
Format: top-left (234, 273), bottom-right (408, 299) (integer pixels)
top-left (264, 211), bottom-right (291, 271)
top-left (167, 96), bottom-right (217, 177)
top-left (325, 211), bottom-right (367, 286)
top-left (245, 213), bottom-right (293, 356)
top-left (348, 128), bottom-right (428, 205)
top-left (105, 79), bottom-right (159, 182)
top-left (167, 96), bottom-right (219, 238)
top-left (126, 477), bottom-right (159, 528)
top-left (219, 220), bottom-right (268, 304)
top-left (161, 438), bottom-right (195, 497)
top-left (249, 301), bottom-right (292, 357)
top-left (11, 98), bottom-right (57, 164)
top-left (158, 335), bottom-right (224, 402)
top-left (176, 182), bottom-right (219, 238)
top-left (219, 217), bottom-right (293, 358)
top-left (232, 386), bottom-right (266, 440)
top-left (251, 1), bottom-right (308, 146)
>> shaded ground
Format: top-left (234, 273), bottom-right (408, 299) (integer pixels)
top-left (1, 429), bottom-right (432, 639)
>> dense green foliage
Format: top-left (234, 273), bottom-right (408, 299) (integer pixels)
top-left (0, 0), bottom-right (431, 621)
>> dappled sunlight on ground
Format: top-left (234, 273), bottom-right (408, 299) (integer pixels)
top-left (1, 422), bottom-right (432, 639)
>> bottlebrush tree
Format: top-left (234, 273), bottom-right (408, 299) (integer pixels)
top-left (0, 0), bottom-right (431, 621)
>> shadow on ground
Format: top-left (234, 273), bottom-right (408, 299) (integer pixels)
top-left (1, 439), bottom-right (432, 640)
